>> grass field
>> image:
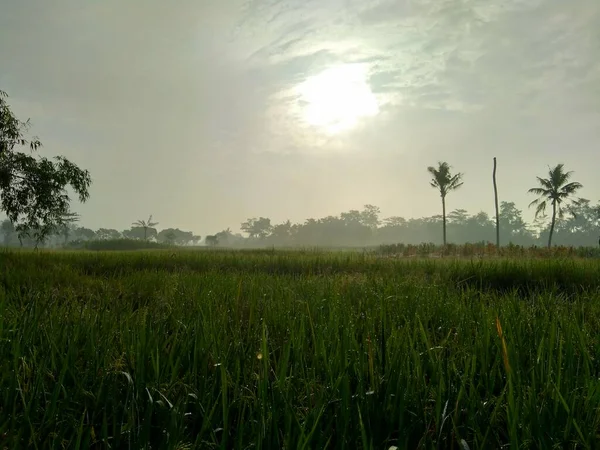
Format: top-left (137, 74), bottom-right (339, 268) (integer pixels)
top-left (1, 249), bottom-right (600, 449)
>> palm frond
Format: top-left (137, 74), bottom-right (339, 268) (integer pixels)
top-left (528, 187), bottom-right (549, 196)
top-left (561, 181), bottom-right (583, 194)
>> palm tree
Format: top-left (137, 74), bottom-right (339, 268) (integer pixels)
top-left (528, 164), bottom-right (582, 248)
top-left (132, 215), bottom-right (159, 241)
top-left (427, 162), bottom-right (464, 246)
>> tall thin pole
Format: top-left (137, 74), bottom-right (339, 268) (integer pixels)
top-left (493, 157), bottom-right (500, 248)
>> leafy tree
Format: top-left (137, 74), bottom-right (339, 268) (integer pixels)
top-left (157, 228), bottom-right (199, 246)
top-left (0, 90), bottom-right (91, 244)
top-left (551, 198), bottom-right (600, 246)
top-left (340, 210), bottom-right (362, 225)
top-left (205, 235), bottom-right (219, 247)
top-left (1, 218), bottom-right (15, 246)
top-left (57, 212), bottom-right (80, 245)
top-left (74, 226), bottom-right (96, 241)
top-left (499, 202), bottom-right (531, 244)
top-left (124, 226), bottom-right (157, 241)
top-left (427, 162), bottom-right (464, 246)
top-left (447, 209), bottom-right (469, 225)
top-left (215, 228), bottom-right (233, 246)
top-left (382, 216), bottom-right (406, 228)
top-left (162, 230), bottom-right (177, 245)
top-left (132, 215), bottom-right (158, 240)
top-left (96, 228), bottom-right (122, 240)
top-left (241, 217), bottom-right (272, 239)
top-left (269, 220), bottom-right (295, 244)
top-left (360, 204), bottom-right (381, 228)
top-left (528, 164), bottom-right (583, 248)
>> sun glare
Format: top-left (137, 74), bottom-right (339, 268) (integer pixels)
top-left (296, 64), bottom-right (379, 134)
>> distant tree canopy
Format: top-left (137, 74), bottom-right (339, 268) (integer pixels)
top-left (157, 228), bottom-right (201, 246)
top-left (528, 164), bottom-right (583, 248)
top-left (124, 226), bottom-right (158, 241)
top-left (2, 199), bottom-right (599, 250)
top-left (427, 161), bottom-right (464, 246)
top-left (0, 90), bottom-right (91, 244)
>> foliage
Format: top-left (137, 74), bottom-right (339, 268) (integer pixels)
top-left (241, 217), bottom-right (272, 238)
top-left (124, 225), bottom-right (157, 241)
top-left (1, 249), bottom-right (600, 448)
top-left (96, 228), bottom-right (122, 240)
top-left (427, 162), bottom-right (464, 246)
top-left (205, 234), bottom-right (219, 246)
top-left (528, 164), bottom-right (583, 248)
top-left (0, 90), bottom-right (91, 244)
top-left (157, 228), bottom-right (200, 246)
top-left (132, 215), bottom-right (159, 240)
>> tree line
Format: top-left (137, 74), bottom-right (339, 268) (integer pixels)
top-left (0, 214), bottom-right (201, 248)
top-left (201, 197), bottom-right (599, 249)
top-left (1, 89), bottom-right (598, 250)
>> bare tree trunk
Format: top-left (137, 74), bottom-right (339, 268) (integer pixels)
top-left (548, 200), bottom-right (557, 248)
top-left (442, 195), bottom-right (447, 247)
top-left (493, 157), bottom-right (500, 248)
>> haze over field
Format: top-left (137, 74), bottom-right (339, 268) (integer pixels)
top-left (1, 0), bottom-right (599, 237)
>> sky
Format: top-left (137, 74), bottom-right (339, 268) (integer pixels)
top-left (1, 0), bottom-right (599, 236)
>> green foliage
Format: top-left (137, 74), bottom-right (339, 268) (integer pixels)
top-left (241, 217), bottom-right (272, 238)
top-left (0, 90), bottom-right (91, 244)
top-left (157, 228), bottom-right (200, 246)
top-left (427, 161), bottom-right (464, 198)
top-left (529, 164), bottom-right (583, 248)
top-left (427, 162), bottom-right (464, 246)
top-left (131, 215), bottom-right (159, 241)
top-left (1, 249), bottom-right (600, 448)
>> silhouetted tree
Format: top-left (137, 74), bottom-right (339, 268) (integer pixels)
top-left (528, 164), bottom-right (582, 248)
top-left (132, 215), bottom-right (159, 240)
top-left (241, 217), bottom-right (272, 239)
top-left (205, 235), bottom-right (219, 247)
top-left (157, 228), bottom-right (198, 246)
top-left (427, 162), bottom-right (464, 246)
top-left (0, 90), bottom-right (91, 243)
top-left (1, 218), bottom-right (15, 246)
top-left (96, 228), bottom-right (122, 240)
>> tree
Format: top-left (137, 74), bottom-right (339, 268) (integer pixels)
top-left (205, 235), bottom-right (219, 247)
top-left (124, 226), bottom-right (157, 241)
top-left (74, 226), bottom-right (96, 241)
top-left (269, 220), bottom-right (295, 245)
top-left (528, 164), bottom-right (583, 248)
top-left (360, 204), bottom-right (381, 228)
top-left (427, 162), bottom-right (464, 246)
top-left (382, 216), bottom-right (406, 228)
top-left (0, 90), bottom-right (91, 244)
top-left (499, 202), bottom-right (531, 244)
top-left (157, 228), bottom-right (198, 246)
top-left (132, 215), bottom-right (158, 240)
top-left (1, 218), bottom-right (15, 246)
top-left (240, 217), bottom-right (272, 239)
top-left (96, 228), bottom-right (121, 240)
top-left (57, 212), bottom-right (80, 246)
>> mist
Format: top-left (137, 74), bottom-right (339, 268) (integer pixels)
top-left (2, 0), bottom-right (599, 243)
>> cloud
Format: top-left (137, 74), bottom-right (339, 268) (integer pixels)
top-left (229, 0), bottom-right (600, 155)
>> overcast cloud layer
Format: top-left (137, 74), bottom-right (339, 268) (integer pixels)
top-left (1, 0), bottom-right (599, 235)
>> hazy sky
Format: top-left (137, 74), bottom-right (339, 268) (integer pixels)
top-left (2, 0), bottom-right (599, 236)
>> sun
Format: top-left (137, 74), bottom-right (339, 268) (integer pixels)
top-left (295, 64), bottom-right (379, 134)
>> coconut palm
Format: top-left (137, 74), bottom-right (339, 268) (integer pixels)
top-left (528, 164), bottom-right (582, 248)
top-left (132, 215), bottom-right (159, 241)
top-left (427, 162), bottom-right (464, 246)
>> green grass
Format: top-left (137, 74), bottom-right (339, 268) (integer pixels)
top-left (1, 249), bottom-right (600, 449)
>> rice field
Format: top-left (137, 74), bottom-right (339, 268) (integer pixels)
top-left (1, 249), bottom-right (600, 449)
